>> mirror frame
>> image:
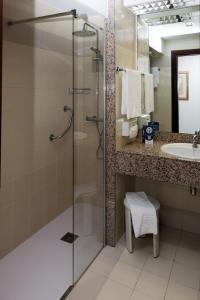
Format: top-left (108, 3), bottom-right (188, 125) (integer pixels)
top-left (171, 48), bottom-right (200, 133)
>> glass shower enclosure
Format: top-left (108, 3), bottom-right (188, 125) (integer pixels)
top-left (73, 16), bottom-right (105, 282)
top-left (0, 4), bottom-right (104, 299)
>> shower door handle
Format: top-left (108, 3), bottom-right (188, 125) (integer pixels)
top-left (49, 105), bottom-right (73, 142)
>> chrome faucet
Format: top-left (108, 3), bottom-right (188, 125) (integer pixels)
top-left (192, 130), bottom-right (200, 148)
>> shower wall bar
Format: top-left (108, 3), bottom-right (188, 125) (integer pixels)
top-left (8, 9), bottom-right (77, 26)
top-left (68, 88), bottom-right (91, 95)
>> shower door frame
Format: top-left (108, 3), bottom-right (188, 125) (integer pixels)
top-left (72, 16), bottom-right (106, 285)
top-left (0, 0), bottom-right (2, 183)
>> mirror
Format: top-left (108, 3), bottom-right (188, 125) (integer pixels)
top-left (136, 2), bottom-right (200, 134)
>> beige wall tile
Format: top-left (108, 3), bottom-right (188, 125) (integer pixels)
top-left (12, 176), bottom-right (31, 247)
top-left (0, 205), bottom-right (14, 258)
top-left (0, 182), bottom-right (14, 209)
top-left (115, 0), bottom-right (137, 149)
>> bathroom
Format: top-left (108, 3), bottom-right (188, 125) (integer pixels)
top-left (0, 0), bottom-right (200, 299)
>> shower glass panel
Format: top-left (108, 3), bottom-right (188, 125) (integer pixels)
top-left (0, 5), bottom-right (75, 299)
top-left (73, 16), bottom-right (105, 282)
top-left (1, 2), bottom-right (105, 297)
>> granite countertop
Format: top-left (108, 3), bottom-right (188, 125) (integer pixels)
top-left (118, 140), bottom-right (169, 158)
top-left (115, 137), bottom-right (200, 188)
top-left (117, 139), bottom-right (200, 163)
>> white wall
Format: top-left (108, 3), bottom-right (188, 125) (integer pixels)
top-left (179, 55), bottom-right (200, 134)
top-left (149, 21), bottom-right (200, 53)
top-left (124, 0), bottom-right (154, 6)
top-left (34, 0), bottom-right (108, 17)
top-left (78, 0), bottom-right (108, 16)
top-left (149, 27), bottom-right (162, 52)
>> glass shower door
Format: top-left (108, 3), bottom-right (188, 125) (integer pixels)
top-left (73, 17), bottom-right (105, 282)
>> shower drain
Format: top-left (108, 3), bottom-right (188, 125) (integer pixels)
top-left (61, 232), bottom-right (79, 244)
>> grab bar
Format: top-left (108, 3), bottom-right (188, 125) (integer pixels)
top-left (68, 88), bottom-right (91, 95)
top-left (86, 115), bottom-right (103, 123)
top-left (49, 105), bottom-right (73, 142)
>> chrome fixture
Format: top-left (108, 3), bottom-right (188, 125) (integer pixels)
top-left (116, 66), bottom-right (146, 76)
top-left (7, 9), bottom-right (77, 26)
top-left (116, 66), bottom-right (126, 72)
top-left (73, 22), bottom-right (97, 37)
top-left (190, 186), bottom-right (197, 196)
top-left (68, 88), bottom-right (91, 95)
top-left (192, 130), bottom-right (200, 148)
top-left (74, 21), bottom-right (104, 160)
top-left (73, 22), bottom-right (102, 62)
top-left (86, 116), bottom-right (104, 158)
top-left (144, 12), bottom-right (193, 26)
top-left (86, 116), bottom-right (103, 123)
top-left (49, 105), bottom-right (73, 142)
top-left (130, 0), bottom-right (199, 15)
top-left (90, 47), bottom-right (103, 61)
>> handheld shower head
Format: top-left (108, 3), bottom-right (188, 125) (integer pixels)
top-left (90, 47), bottom-right (99, 54)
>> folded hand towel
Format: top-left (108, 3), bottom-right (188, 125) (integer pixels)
top-left (144, 73), bottom-right (154, 114)
top-left (126, 192), bottom-right (157, 238)
top-left (121, 69), bottom-right (142, 119)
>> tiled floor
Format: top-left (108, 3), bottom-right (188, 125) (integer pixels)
top-left (68, 227), bottom-right (200, 300)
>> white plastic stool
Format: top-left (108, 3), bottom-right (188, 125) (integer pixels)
top-left (124, 195), bottom-right (160, 258)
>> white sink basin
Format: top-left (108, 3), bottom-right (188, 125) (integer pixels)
top-left (161, 143), bottom-right (200, 160)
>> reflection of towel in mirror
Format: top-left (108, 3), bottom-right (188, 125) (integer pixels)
top-left (126, 192), bottom-right (157, 238)
top-left (144, 73), bottom-right (154, 114)
top-left (121, 69), bottom-right (142, 119)
top-left (151, 67), bottom-right (160, 88)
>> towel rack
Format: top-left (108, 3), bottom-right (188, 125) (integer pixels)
top-left (116, 66), bottom-right (126, 72)
top-left (116, 66), bottom-right (145, 76)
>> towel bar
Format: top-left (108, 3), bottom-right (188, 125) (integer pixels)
top-left (116, 66), bottom-right (146, 76)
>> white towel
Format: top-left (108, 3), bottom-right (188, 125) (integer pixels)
top-left (151, 67), bottom-right (160, 88)
top-left (126, 192), bottom-right (157, 238)
top-left (121, 69), bottom-right (142, 119)
top-left (144, 73), bottom-right (154, 114)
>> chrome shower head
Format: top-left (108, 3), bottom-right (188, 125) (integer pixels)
top-left (73, 23), bottom-right (96, 37)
